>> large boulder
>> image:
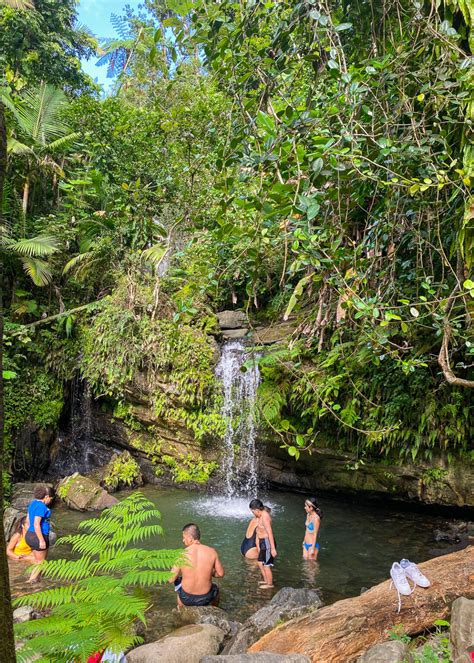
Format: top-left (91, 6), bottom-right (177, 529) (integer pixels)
top-left (201, 655), bottom-right (310, 662)
top-left (225, 588), bottom-right (322, 655)
top-left (57, 473), bottom-right (118, 511)
top-left (217, 311), bottom-right (247, 329)
top-left (357, 641), bottom-right (410, 662)
top-left (173, 605), bottom-right (241, 640)
top-left (451, 597), bottom-right (474, 660)
top-left (126, 624), bottom-right (225, 663)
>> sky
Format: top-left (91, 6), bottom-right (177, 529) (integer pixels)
top-left (77, 0), bottom-right (142, 90)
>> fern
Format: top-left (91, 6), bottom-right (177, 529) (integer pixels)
top-left (15, 492), bottom-right (183, 662)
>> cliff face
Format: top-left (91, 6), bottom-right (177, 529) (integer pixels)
top-left (262, 446), bottom-right (474, 509)
top-left (8, 317), bottom-right (474, 509)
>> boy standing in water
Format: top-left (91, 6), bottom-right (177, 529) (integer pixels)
top-left (249, 499), bottom-right (277, 589)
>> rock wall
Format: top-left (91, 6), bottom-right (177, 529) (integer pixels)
top-left (262, 445), bottom-right (474, 509)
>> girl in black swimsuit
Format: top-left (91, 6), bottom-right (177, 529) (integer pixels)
top-left (240, 516), bottom-right (258, 558)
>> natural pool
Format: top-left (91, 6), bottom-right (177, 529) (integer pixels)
top-left (9, 485), bottom-right (451, 640)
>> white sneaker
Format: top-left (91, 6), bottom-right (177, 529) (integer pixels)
top-left (390, 562), bottom-right (414, 613)
top-left (400, 559), bottom-right (430, 588)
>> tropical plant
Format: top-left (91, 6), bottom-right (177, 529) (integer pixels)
top-left (14, 492), bottom-right (182, 663)
top-left (8, 82), bottom-right (80, 215)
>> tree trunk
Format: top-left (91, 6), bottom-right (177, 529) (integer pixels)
top-left (22, 175), bottom-right (30, 218)
top-left (249, 546), bottom-right (474, 663)
top-left (0, 101), bottom-right (16, 662)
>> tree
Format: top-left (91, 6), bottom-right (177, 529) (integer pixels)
top-left (8, 82), bottom-right (79, 216)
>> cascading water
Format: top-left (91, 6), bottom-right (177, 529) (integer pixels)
top-left (48, 377), bottom-right (113, 477)
top-left (215, 340), bottom-right (261, 499)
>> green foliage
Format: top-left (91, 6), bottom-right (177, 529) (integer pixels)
top-left (103, 452), bottom-right (142, 491)
top-left (14, 492), bottom-right (182, 663)
top-left (161, 453), bottom-right (218, 484)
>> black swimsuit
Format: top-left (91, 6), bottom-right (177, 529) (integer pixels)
top-left (177, 583), bottom-right (219, 607)
top-left (240, 528), bottom-right (257, 556)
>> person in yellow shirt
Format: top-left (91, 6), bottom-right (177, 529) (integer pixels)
top-left (7, 516), bottom-right (35, 562)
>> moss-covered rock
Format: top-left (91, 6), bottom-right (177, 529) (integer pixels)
top-left (57, 473), bottom-right (118, 511)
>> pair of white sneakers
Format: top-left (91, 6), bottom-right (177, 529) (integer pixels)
top-left (390, 558), bottom-right (430, 613)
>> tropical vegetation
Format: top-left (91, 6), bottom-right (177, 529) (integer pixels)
top-left (0, 0), bottom-right (472, 658)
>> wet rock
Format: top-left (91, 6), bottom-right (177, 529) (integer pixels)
top-left (13, 606), bottom-right (38, 624)
top-left (173, 605), bottom-right (241, 639)
top-left (225, 587), bottom-right (322, 655)
top-left (217, 311), bottom-right (247, 329)
top-left (57, 473), bottom-right (118, 511)
top-left (126, 624), bottom-right (225, 663)
top-left (451, 597), bottom-right (474, 660)
top-left (357, 640), bottom-right (410, 662)
top-left (222, 328), bottom-right (249, 339)
top-left (433, 522), bottom-right (474, 545)
top-left (201, 655), bottom-right (310, 662)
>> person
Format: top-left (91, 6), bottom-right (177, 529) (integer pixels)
top-left (25, 484), bottom-right (54, 582)
top-left (169, 523), bottom-right (224, 607)
top-left (249, 498), bottom-right (277, 589)
top-left (6, 516), bottom-right (35, 562)
top-left (302, 496), bottom-right (322, 560)
top-left (241, 513), bottom-right (258, 559)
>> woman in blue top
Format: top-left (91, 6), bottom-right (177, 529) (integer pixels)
top-left (302, 496), bottom-right (322, 560)
top-left (25, 484), bottom-right (54, 582)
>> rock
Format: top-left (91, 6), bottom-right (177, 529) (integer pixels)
top-left (126, 624), bottom-right (225, 663)
top-left (254, 320), bottom-right (297, 344)
top-left (217, 311), bottom-right (247, 329)
top-left (10, 482), bottom-right (54, 511)
top-left (225, 587), bottom-right (322, 655)
top-left (451, 597), bottom-right (474, 660)
top-left (57, 473), bottom-right (118, 511)
top-left (222, 328), bottom-right (249, 339)
top-left (3, 506), bottom-right (23, 542)
top-left (13, 606), bottom-right (38, 624)
top-left (201, 655), bottom-right (310, 662)
top-left (357, 641), bottom-right (410, 662)
top-left (173, 605), bottom-right (241, 639)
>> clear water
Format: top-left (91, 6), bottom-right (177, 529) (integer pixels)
top-left (10, 486), bottom-right (450, 641)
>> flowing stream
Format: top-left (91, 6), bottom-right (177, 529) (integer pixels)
top-left (215, 341), bottom-right (261, 498)
top-left (9, 486), bottom-right (454, 642)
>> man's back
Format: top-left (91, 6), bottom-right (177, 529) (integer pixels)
top-left (181, 543), bottom-right (218, 594)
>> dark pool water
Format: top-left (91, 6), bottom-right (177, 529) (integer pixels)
top-left (9, 486), bottom-right (453, 640)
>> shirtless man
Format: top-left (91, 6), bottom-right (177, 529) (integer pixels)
top-left (249, 499), bottom-right (277, 589)
top-left (169, 523), bottom-right (225, 607)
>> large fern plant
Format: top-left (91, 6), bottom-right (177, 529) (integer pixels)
top-left (14, 493), bottom-right (182, 663)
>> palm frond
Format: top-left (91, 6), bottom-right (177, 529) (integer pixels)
top-left (141, 243), bottom-right (167, 264)
top-left (16, 83), bottom-right (70, 145)
top-left (21, 257), bottom-right (53, 286)
top-left (47, 131), bottom-right (81, 152)
top-left (0, 0), bottom-right (34, 9)
top-left (3, 234), bottom-right (60, 256)
top-left (7, 137), bottom-right (35, 155)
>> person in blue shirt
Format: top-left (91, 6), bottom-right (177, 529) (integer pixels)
top-left (25, 484), bottom-right (54, 582)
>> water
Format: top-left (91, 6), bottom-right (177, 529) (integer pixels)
top-left (10, 486), bottom-right (453, 641)
top-left (215, 341), bottom-right (261, 497)
top-left (48, 378), bottom-right (112, 477)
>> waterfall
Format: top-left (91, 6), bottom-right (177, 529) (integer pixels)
top-left (49, 377), bottom-right (112, 477)
top-left (215, 340), bottom-right (261, 498)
